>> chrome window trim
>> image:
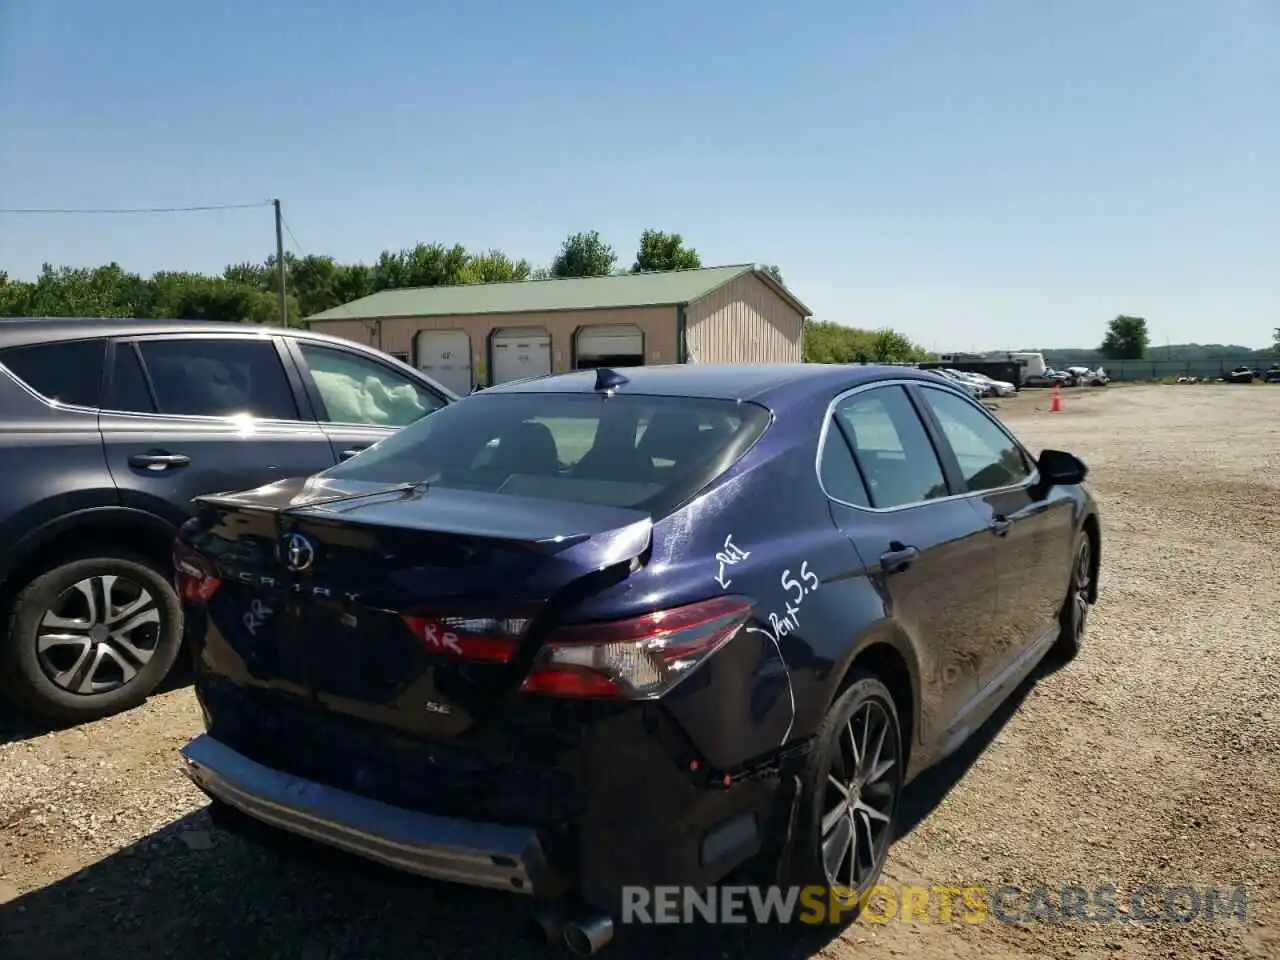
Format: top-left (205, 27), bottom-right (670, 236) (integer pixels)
top-left (315, 420), bottom-right (406, 431)
top-left (94, 407), bottom-right (318, 428)
top-left (814, 378), bottom-right (1040, 514)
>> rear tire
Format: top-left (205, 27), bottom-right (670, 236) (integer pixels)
top-left (780, 672), bottom-right (903, 926)
top-left (1, 552), bottom-right (183, 724)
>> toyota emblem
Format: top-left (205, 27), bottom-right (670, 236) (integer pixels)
top-left (281, 533), bottom-right (316, 572)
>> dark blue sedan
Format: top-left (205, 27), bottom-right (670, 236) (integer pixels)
top-left (173, 363), bottom-right (1100, 953)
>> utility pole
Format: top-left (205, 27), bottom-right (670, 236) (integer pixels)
top-left (273, 198), bottom-right (287, 326)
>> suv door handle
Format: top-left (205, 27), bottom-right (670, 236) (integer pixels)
top-left (990, 516), bottom-right (1012, 537)
top-left (339, 445), bottom-right (369, 461)
top-left (880, 542), bottom-right (919, 575)
top-left (128, 452), bottom-right (191, 471)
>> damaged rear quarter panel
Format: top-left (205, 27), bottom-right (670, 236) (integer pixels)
top-left (563, 425), bottom-right (867, 774)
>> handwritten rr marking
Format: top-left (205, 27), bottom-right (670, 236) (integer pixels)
top-left (420, 621), bottom-right (464, 655)
top-left (714, 535), bottom-right (751, 589)
top-left (243, 599), bottom-right (273, 636)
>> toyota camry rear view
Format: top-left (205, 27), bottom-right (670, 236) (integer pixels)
top-left (175, 364), bottom-right (1099, 953)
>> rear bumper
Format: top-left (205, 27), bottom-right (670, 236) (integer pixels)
top-left (180, 733), bottom-right (548, 895)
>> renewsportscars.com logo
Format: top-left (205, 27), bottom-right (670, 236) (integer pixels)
top-left (620, 884), bottom-right (1250, 926)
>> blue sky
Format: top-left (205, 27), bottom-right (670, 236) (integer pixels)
top-left (1, 0), bottom-right (1276, 350)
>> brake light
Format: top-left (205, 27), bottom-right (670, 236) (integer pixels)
top-left (173, 541), bottom-right (222, 604)
top-left (519, 595), bottom-right (753, 700)
top-left (400, 614), bottom-right (529, 663)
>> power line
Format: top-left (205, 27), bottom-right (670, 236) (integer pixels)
top-left (276, 211), bottom-right (372, 331)
top-left (278, 213), bottom-right (306, 258)
top-left (0, 201), bottom-right (272, 215)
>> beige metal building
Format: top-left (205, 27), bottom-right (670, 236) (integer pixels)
top-left (303, 264), bottom-right (810, 394)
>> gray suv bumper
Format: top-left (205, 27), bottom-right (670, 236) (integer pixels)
top-left (179, 734), bottom-right (547, 894)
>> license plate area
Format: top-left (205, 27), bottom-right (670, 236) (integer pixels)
top-left (299, 598), bottom-right (424, 704)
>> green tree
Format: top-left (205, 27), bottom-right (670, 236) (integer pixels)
top-left (1099, 315), bottom-right (1150, 360)
top-left (0, 263), bottom-right (150, 318)
top-left (550, 230), bottom-right (616, 278)
top-left (764, 264), bottom-right (784, 286)
top-left (463, 249), bottom-right (532, 284)
top-left (632, 229), bottom-right (701, 272)
top-left (870, 328), bottom-right (921, 362)
top-left (5, 233), bottom-right (822, 329)
top-left (150, 271), bottom-right (286, 324)
top-left (1273, 327), bottom-right (1279, 353)
top-left (801, 319), bottom-right (927, 364)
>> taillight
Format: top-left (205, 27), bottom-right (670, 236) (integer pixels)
top-left (173, 541), bottom-right (222, 604)
top-left (400, 614), bottom-right (530, 663)
top-left (519, 595), bottom-right (753, 700)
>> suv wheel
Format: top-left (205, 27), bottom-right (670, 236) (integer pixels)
top-left (2, 552), bottom-right (183, 724)
top-left (782, 671), bottom-right (903, 924)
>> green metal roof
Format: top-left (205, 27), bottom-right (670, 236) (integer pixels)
top-left (305, 263), bottom-right (810, 323)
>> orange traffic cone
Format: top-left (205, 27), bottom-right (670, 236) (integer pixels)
top-left (1050, 383), bottom-right (1062, 413)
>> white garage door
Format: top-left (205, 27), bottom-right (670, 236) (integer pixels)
top-left (492, 327), bottom-right (551, 384)
top-left (415, 330), bottom-right (472, 395)
top-left (576, 324), bottom-right (644, 361)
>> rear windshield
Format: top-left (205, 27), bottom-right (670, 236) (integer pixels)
top-left (322, 392), bottom-right (770, 516)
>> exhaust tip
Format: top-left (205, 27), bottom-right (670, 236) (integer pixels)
top-left (563, 914), bottom-right (614, 956)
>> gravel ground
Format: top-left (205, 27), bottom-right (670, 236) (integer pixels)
top-left (2, 383), bottom-right (1277, 960)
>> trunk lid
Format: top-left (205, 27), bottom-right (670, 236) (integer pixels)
top-left (190, 476), bottom-right (651, 738)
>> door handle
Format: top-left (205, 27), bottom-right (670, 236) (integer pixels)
top-left (880, 542), bottom-right (919, 575)
top-left (128, 452), bottom-right (191, 471)
top-left (990, 516), bottom-right (1012, 537)
top-left (339, 445), bottom-right (369, 461)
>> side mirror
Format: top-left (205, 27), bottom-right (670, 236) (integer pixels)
top-left (1037, 449), bottom-right (1088, 486)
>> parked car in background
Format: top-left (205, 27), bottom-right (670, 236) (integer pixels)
top-left (175, 363), bottom-right (1100, 952)
top-left (1084, 367), bottom-right (1110, 386)
top-left (967, 372), bottom-right (1017, 398)
top-left (0, 318), bottom-right (454, 723)
top-left (1225, 366), bottom-right (1256, 384)
top-left (1043, 368), bottom-right (1079, 386)
top-left (1023, 372), bottom-right (1067, 388)
top-left (929, 368), bottom-right (984, 399)
top-left (1262, 365), bottom-right (1280, 384)
top-left (947, 369), bottom-right (1016, 398)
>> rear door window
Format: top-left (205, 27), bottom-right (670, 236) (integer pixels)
top-left (0, 338), bottom-right (107, 407)
top-left (297, 342), bottom-right (445, 427)
top-left (834, 385), bottom-right (950, 508)
top-left (135, 337), bottom-right (299, 420)
top-left (917, 385), bottom-right (1033, 492)
top-left (324, 392), bottom-right (770, 515)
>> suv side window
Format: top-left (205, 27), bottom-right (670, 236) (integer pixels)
top-left (298, 342), bottom-right (444, 427)
top-left (133, 337), bottom-right (300, 420)
top-left (818, 416), bottom-right (871, 506)
top-left (918, 385), bottom-right (1033, 492)
top-left (834, 385), bottom-right (949, 508)
top-left (0, 338), bottom-right (107, 408)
